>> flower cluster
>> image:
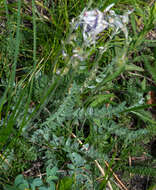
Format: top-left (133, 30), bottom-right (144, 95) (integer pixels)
top-left (60, 4), bottom-right (133, 76)
top-left (76, 3), bottom-right (133, 45)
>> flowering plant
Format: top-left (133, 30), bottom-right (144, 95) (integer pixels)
top-left (60, 4), bottom-right (133, 78)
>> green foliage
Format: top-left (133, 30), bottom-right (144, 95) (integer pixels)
top-left (57, 176), bottom-right (73, 190)
top-left (3, 166), bottom-right (59, 190)
top-left (0, 138), bottom-right (37, 180)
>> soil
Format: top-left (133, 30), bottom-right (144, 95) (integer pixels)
top-left (129, 175), bottom-right (151, 190)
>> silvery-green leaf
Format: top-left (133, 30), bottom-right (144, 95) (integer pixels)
top-left (96, 77), bottom-right (103, 83)
top-left (87, 85), bottom-right (96, 89)
top-left (81, 143), bottom-right (89, 151)
top-left (79, 66), bottom-right (87, 70)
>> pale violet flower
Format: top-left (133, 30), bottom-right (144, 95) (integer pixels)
top-left (80, 9), bottom-right (109, 44)
top-left (61, 4), bottom-right (133, 72)
top-left (75, 4), bottom-right (133, 44)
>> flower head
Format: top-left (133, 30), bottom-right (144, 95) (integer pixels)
top-left (75, 4), bottom-right (133, 45)
top-left (80, 9), bottom-right (109, 44)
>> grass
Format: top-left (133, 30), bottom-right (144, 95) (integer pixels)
top-left (0, 0), bottom-right (156, 189)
